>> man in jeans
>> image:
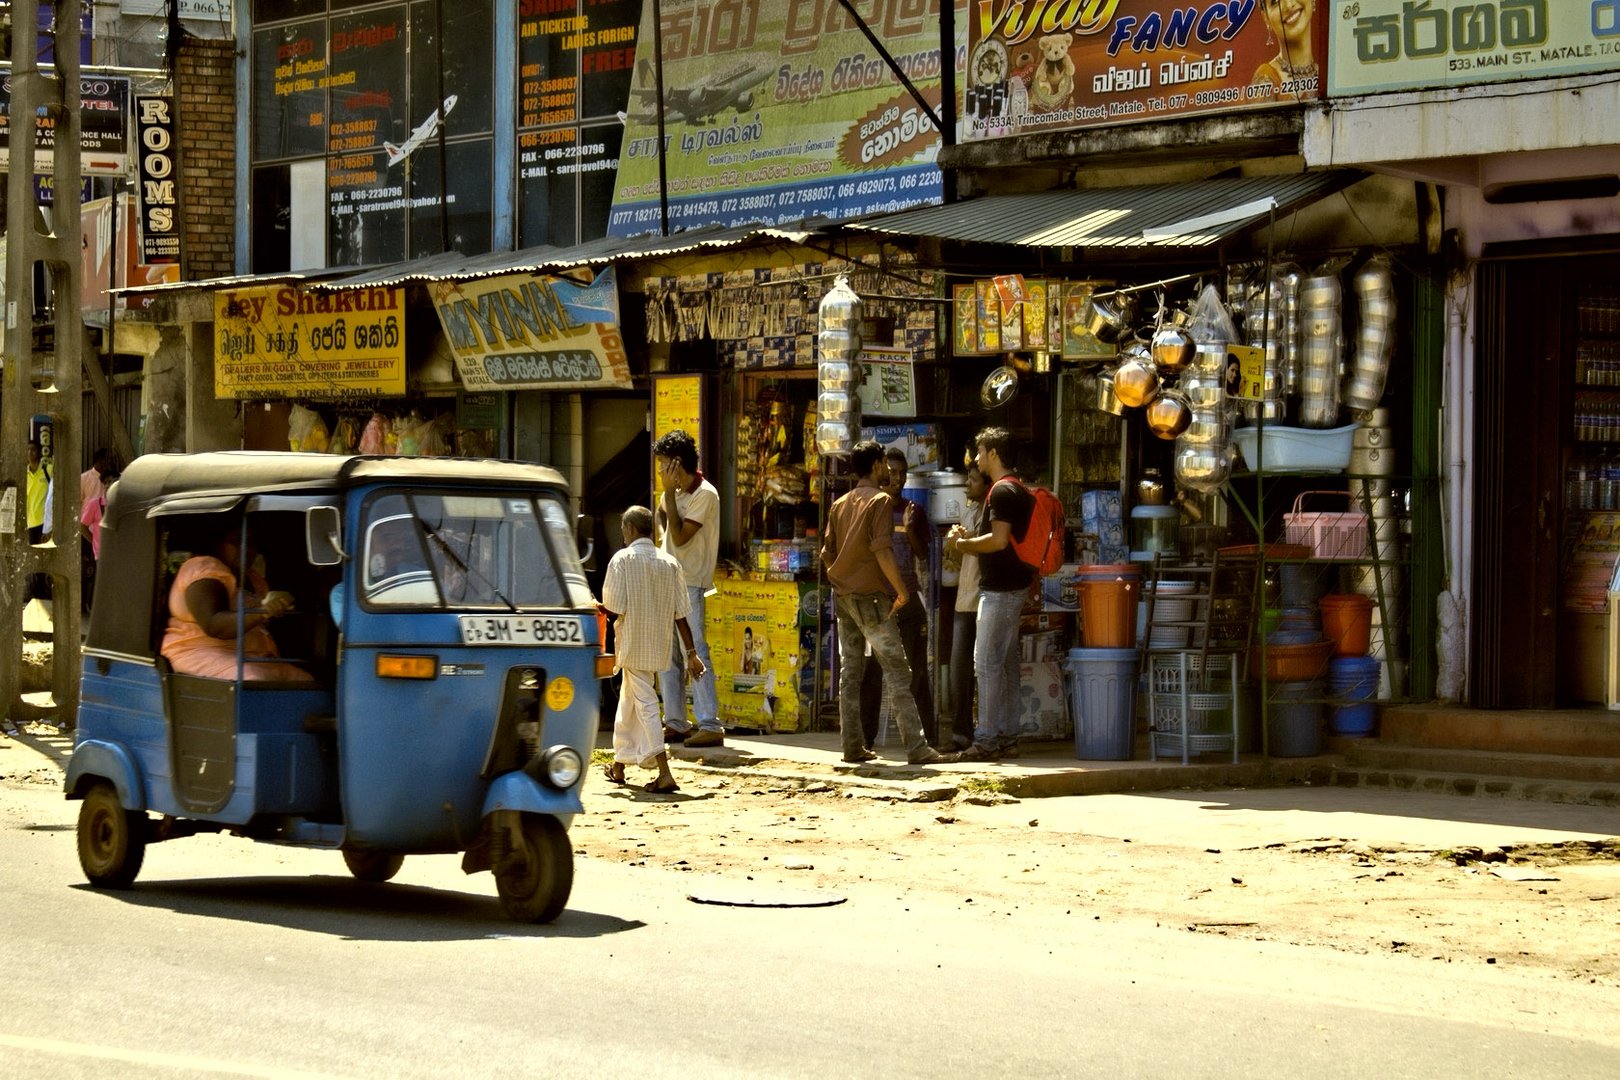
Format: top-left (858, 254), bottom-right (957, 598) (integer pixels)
top-left (945, 427), bottom-right (1034, 761)
top-left (653, 429), bottom-right (725, 748)
top-left (822, 439), bottom-right (951, 766)
top-left (858, 446), bottom-right (935, 750)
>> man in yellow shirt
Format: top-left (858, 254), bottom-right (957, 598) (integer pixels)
top-left (25, 442), bottom-right (54, 613)
top-left (26, 442), bottom-right (49, 542)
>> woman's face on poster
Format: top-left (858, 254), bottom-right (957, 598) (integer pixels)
top-left (1262, 0), bottom-right (1312, 52)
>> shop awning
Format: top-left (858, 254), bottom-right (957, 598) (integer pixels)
top-left (843, 172), bottom-right (1360, 250)
top-left (316, 222), bottom-right (822, 290)
top-left (114, 222), bottom-right (823, 298)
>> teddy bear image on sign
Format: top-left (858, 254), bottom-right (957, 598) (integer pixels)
top-left (1031, 32), bottom-right (1076, 111)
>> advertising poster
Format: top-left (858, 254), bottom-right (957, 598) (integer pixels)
top-left (652, 373), bottom-right (704, 493)
top-left (428, 266), bottom-right (634, 391)
top-left (856, 345), bottom-right (917, 417)
top-left (963, 0), bottom-right (1326, 141)
top-left (0, 69), bottom-right (130, 174)
top-left (79, 194), bottom-right (181, 314)
top-left (730, 604), bottom-right (773, 693)
top-left (1328, 0), bottom-right (1620, 95)
top-left (213, 286), bottom-right (407, 400)
top-left (606, 0), bottom-right (956, 236)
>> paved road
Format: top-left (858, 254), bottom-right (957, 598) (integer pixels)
top-left (2, 768), bottom-right (1617, 1079)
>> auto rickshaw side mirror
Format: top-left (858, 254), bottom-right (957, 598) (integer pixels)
top-left (576, 513), bottom-right (595, 569)
top-left (306, 506), bottom-right (345, 566)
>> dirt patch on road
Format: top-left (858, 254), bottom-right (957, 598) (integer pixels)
top-left (572, 774), bottom-right (1620, 986)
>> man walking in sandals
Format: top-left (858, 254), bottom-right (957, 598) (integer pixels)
top-left (601, 506), bottom-right (705, 794)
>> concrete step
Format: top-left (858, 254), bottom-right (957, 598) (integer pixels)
top-left (1328, 763), bottom-right (1620, 807)
top-left (1339, 741), bottom-right (1620, 784)
top-left (1378, 704), bottom-right (1620, 756)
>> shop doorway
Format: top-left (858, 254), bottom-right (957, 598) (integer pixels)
top-left (1473, 252), bottom-right (1620, 707)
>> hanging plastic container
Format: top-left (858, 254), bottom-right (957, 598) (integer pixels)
top-left (816, 276), bottom-right (863, 455)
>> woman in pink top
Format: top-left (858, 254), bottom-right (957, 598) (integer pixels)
top-left (161, 526), bottom-right (312, 682)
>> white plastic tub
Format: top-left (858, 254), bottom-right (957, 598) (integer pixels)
top-left (1231, 423), bottom-right (1359, 473)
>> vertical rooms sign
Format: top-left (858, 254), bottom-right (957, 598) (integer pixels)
top-left (133, 95), bottom-right (180, 264)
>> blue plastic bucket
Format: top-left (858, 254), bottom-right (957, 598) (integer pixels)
top-left (1328, 657), bottom-right (1380, 736)
top-left (1064, 647), bottom-right (1138, 760)
top-left (1268, 680), bottom-right (1323, 757)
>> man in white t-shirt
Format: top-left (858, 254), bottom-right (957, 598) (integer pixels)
top-left (653, 429), bottom-right (724, 747)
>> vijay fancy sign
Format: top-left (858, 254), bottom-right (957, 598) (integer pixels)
top-left (964, 0), bottom-right (1328, 141)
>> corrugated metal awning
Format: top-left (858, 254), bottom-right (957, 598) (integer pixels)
top-left (114, 222), bottom-right (823, 299)
top-left (844, 172), bottom-right (1360, 249)
top-left (318, 222), bottom-right (825, 289)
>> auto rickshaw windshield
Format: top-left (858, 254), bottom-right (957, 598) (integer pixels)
top-left (359, 489), bottom-right (592, 610)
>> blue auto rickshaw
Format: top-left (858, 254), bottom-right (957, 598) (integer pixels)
top-left (66, 452), bottom-right (608, 922)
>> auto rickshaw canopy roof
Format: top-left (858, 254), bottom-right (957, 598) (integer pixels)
top-left (88, 452), bottom-right (574, 659)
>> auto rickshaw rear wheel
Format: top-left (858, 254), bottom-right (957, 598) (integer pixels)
top-left (342, 850), bottom-right (406, 883)
top-left (77, 782), bottom-right (147, 888)
top-left (495, 814), bottom-right (573, 923)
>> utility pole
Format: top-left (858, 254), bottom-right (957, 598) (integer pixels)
top-left (3, 0), bottom-right (85, 728)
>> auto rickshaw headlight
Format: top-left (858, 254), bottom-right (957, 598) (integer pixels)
top-left (538, 745), bottom-right (583, 789)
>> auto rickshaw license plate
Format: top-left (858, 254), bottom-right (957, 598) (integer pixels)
top-left (459, 615), bottom-right (586, 645)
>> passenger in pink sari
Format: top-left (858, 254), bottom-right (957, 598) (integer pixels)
top-left (161, 527), bottom-right (313, 682)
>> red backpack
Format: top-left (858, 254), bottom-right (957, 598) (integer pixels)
top-left (992, 476), bottom-right (1066, 575)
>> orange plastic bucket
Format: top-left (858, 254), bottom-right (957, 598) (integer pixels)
top-left (1078, 565), bottom-right (1141, 648)
top-left (1319, 594), bottom-right (1373, 657)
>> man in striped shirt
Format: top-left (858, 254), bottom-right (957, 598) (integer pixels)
top-left (601, 506), bottom-right (705, 794)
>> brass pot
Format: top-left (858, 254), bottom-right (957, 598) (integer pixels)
top-left (1113, 354), bottom-right (1160, 408)
top-left (1145, 391), bottom-right (1192, 440)
top-left (1150, 325), bottom-right (1196, 374)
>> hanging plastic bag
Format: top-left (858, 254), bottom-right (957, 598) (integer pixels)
top-left (358, 412), bottom-right (388, 455)
top-left (288, 404), bottom-right (329, 453)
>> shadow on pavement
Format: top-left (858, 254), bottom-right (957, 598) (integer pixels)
top-left (1140, 784), bottom-right (1620, 834)
top-left (74, 876), bottom-right (646, 942)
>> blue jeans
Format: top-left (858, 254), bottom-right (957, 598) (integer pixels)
top-left (974, 589), bottom-right (1025, 750)
top-left (834, 591), bottom-right (929, 759)
top-left (661, 586), bottom-right (721, 733)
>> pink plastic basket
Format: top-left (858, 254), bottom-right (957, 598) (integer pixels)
top-left (1282, 491), bottom-right (1368, 561)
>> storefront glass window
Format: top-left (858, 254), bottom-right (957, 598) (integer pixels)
top-left (250, 0), bottom-right (496, 270)
top-left (406, 141), bottom-right (495, 258)
top-left (252, 20), bottom-right (329, 160)
top-left (255, 0), bottom-right (326, 22)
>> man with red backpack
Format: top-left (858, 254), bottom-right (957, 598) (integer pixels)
top-left (945, 426), bottom-right (1035, 761)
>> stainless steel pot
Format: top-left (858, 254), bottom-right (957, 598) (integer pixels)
top-left (1151, 325), bottom-right (1196, 373)
top-left (1096, 371), bottom-right (1126, 415)
top-left (1086, 291), bottom-right (1139, 345)
top-left (1113, 353), bottom-right (1160, 408)
top-left (1174, 443), bottom-right (1232, 492)
top-left (1145, 392), bottom-right (1192, 439)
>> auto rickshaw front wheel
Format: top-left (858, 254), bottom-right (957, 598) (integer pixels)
top-left (494, 814), bottom-right (573, 923)
top-left (77, 782), bottom-right (147, 888)
top-left (342, 850), bottom-right (406, 883)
